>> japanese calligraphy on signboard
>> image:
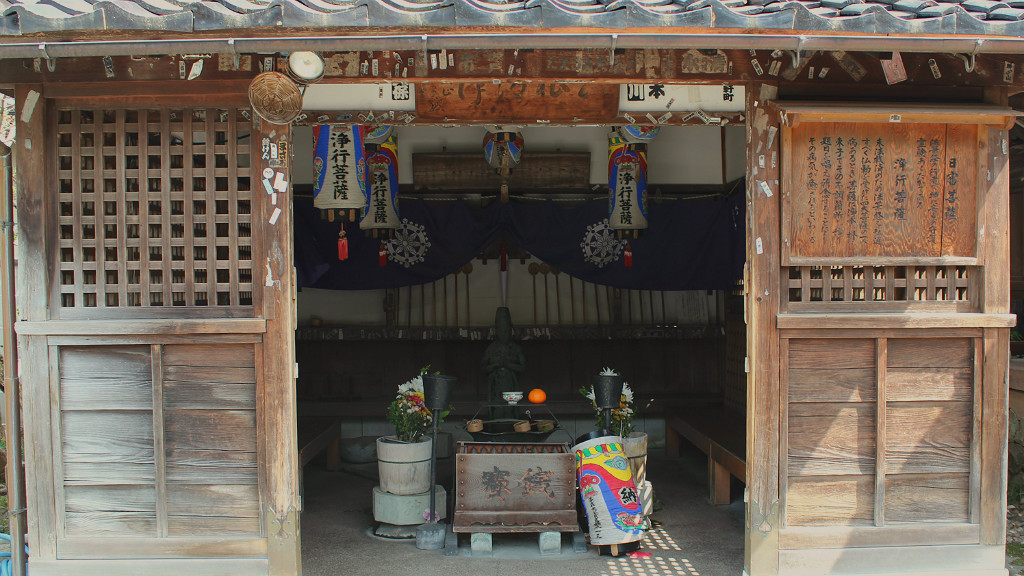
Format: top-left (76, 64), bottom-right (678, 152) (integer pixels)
top-left (312, 125), bottom-right (367, 216)
top-left (783, 122), bottom-right (977, 260)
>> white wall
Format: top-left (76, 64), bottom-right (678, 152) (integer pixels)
top-left (291, 125), bottom-right (745, 187)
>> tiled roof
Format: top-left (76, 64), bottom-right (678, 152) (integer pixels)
top-left (3, 0), bottom-right (1024, 36)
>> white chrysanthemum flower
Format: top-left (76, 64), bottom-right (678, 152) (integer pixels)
top-left (585, 387), bottom-right (595, 402)
top-left (600, 367), bottom-right (619, 376)
top-left (622, 383), bottom-right (634, 403)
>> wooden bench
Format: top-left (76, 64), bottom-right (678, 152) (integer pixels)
top-left (665, 405), bottom-right (746, 505)
top-left (298, 417), bottom-right (342, 471)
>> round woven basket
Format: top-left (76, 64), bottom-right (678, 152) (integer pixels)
top-left (248, 72), bottom-right (303, 124)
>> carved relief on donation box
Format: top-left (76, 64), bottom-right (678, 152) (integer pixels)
top-left (783, 122), bottom-right (977, 260)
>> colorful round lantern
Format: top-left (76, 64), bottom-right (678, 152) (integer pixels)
top-left (361, 133), bottom-right (400, 240)
top-left (608, 131), bottom-right (649, 240)
top-left (312, 125), bottom-right (367, 223)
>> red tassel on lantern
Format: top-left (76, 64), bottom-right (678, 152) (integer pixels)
top-left (337, 229), bottom-right (349, 261)
top-left (624, 243), bottom-right (633, 268)
top-left (379, 242), bottom-right (388, 267)
top-left (500, 238), bottom-right (508, 272)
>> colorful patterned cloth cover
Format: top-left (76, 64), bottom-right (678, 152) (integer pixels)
top-left (574, 435), bottom-right (645, 545)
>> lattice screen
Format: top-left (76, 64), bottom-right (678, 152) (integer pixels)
top-left (785, 265), bottom-right (973, 307)
top-left (55, 108), bottom-right (253, 312)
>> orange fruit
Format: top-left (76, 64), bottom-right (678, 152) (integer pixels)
top-left (528, 388), bottom-right (547, 404)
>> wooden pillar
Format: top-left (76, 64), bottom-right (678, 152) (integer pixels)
top-left (14, 84), bottom-right (58, 565)
top-left (745, 82), bottom-right (782, 576)
top-left (979, 87), bottom-right (1011, 546)
top-left (255, 118), bottom-right (301, 575)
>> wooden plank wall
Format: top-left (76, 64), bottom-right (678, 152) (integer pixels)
top-left (56, 343), bottom-right (261, 551)
top-left (783, 337), bottom-right (974, 528)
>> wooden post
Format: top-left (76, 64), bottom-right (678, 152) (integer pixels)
top-left (979, 87), bottom-right (1011, 546)
top-left (15, 84), bottom-right (58, 565)
top-left (745, 82), bottom-right (781, 576)
top-left (255, 118), bottom-right (301, 575)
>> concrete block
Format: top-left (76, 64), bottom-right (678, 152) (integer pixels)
top-left (539, 531), bottom-right (561, 556)
top-left (572, 531), bottom-right (589, 553)
top-left (372, 485), bottom-right (446, 526)
top-left (470, 532), bottom-right (492, 556)
top-left (638, 480), bottom-right (654, 517)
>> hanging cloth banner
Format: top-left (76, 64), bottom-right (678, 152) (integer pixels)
top-left (608, 135), bottom-right (648, 234)
top-left (361, 135), bottom-right (401, 233)
top-left (294, 190), bottom-right (744, 291)
top-left (312, 125), bottom-right (367, 218)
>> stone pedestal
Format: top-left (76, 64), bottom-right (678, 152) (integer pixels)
top-left (638, 480), bottom-right (654, 518)
top-left (373, 485), bottom-right (446, 526)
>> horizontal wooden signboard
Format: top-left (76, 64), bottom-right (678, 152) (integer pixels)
top-left (415, 82), bottom-right (618, 124)
top-left (782, 121), bottom-right (977, 262)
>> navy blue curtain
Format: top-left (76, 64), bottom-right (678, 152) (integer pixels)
top-left (294, 191), bottom-right (744, 291)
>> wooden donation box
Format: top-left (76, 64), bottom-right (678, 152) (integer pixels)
top-left (453, 442), bottom-right (579, 533)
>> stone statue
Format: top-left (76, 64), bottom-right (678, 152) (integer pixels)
top-left (482, 307), bottom-right (525, 419)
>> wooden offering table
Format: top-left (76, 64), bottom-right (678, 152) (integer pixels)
top-left (453, 442), bottom-right (579, 555)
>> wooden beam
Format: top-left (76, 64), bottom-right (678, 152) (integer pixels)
top-left (779, 523), bottom-right (980, 550)
top-left (776, 313), bottom-right (1016, 330)
top-left (254, 118), bottom-right (301, 575)
top-left (15, 318), bottom-right (266, 336)
top-left (56, 536), bottom-right (268, 559)
top-left (776, 102), bottom-right (1017, 127)
top-left (745, 81), bottom-right (781, 576)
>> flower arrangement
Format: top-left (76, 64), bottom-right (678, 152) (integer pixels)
top-left (580, 367), bottom-right (636, 436)
top-left (385, 367), bottom-right (448, 443)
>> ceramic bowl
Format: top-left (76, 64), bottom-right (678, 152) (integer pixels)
top-left (501, 391), bottom-right (524, 405)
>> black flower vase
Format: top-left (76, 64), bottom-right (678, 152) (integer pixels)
top-left (417, 373), bottom-right (456, 550)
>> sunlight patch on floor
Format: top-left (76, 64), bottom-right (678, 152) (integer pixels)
top-left (602, 555), bottom-right (700, 576)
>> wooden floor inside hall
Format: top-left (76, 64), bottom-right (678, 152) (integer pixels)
top-left (300, 443), bottom-right (745, 576)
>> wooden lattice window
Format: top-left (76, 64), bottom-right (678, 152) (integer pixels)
top-left (54, 108), bottom-right (253, 314)
top-left (785, 265), bottom-right (974, 310)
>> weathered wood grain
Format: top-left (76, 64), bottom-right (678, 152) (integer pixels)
top-left (885, 473), bottom-right (970, 523)
top-left (163, 381), bottom-right (256, 411)
top-left (255, 118), bottom-right (301, 575)
top-left (746, 82), bottom-right (781, 575)
top-left (788, 339), bottom-right (875, 370)
top-left (166, 484), bottom-right (259, 519)
top-left (161, 344), bottom-right (254, 368)
top-left (64, 511), bottom-right (157, 537)
top-left (779, 523), bottom-right (980, 549)
top-left (164, 410), bottom-right (257, 452)
top-left (884, 402), bottom-right (971, 474)
top-left (786, 475), bottom-right (874, 526)
top-left (62, 411), bottom-right (155, 485)
top-left (788, 368), bottom-right (876, 403)
top-left (415, 82), bottom-right (618, 124)
top-left (887, 337), bottom-right (972, 368)
top-left (59, 346), bottom-right (152, 411)
top-left (65, 485), bottom-right (156, 514)
top-left (57, 536), bottom-right (267, 560)
top-left (886, 367), bottom-right (972, 402)
top-left (788, 403), bottom-right (876, 476)
top-left (941, 123), bottom-right (979, 258)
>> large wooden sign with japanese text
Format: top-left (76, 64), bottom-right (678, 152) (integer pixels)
top-left (783, 122), bottom-right (977, 261)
